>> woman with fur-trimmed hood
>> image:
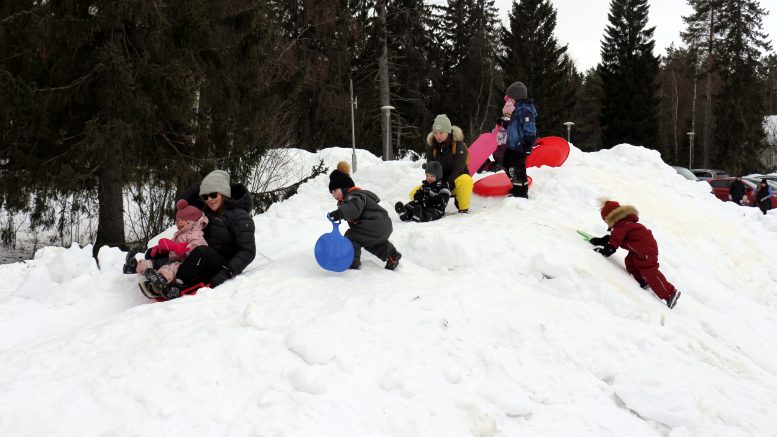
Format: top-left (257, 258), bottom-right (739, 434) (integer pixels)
top-left (588, 200), bottom-right (681, 309)
top-left (412, 114), bottom-right (473, 213)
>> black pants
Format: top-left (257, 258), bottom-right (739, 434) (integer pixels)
top-left (345, 229), bottom-right (397, 267)
top-left (176, 246), bottom-right (227, 286)
top-left (400, 201), bottom-right (445, 222)
top-left (503, 149), bottom-right (528, 185)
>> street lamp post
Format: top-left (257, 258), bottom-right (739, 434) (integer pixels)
top-left (350, 79), bottom-right (358, 172)
top-left (687, 131), bottom-right (695, 168)
top-left (563, 121), bottom-right (575, 143)
top-left (381, 105), bottom-right (395, 161)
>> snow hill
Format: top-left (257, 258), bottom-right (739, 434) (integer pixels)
top-left (1, 145), bottom-right (777, 436)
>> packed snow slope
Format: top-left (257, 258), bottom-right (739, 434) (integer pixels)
top-left (1, 145), bottom-right (777, 437)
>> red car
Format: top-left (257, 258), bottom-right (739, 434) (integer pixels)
top-left (707, 177), bottom-right (777, 208)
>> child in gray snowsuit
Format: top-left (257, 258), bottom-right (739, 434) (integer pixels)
top-left (394, 161), bottom-right (451, 222)
top-left (327, 161), bottom-right (402, 270)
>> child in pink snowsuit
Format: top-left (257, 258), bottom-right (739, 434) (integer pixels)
top-left (135, 199), bottom-right (208, 283)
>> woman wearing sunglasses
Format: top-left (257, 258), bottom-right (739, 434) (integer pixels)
top-left (164, 169), bottom-right (256, 298)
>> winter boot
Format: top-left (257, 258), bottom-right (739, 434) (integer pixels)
top-left (394, 201), bottom-right (405, 214)
top-left (665, 291), bottom-right (681, 309)
top-left (638, 280), bottom-right (649, 290)
top-left (508, 183), bottom-right (528, 198)
top-left (144, 268), bottom-right (182, 300)
top-left (123, 251), bottom-right (139, 274)
top-left (385, 252), bottom-right (402, 271)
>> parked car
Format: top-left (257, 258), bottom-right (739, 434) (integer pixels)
top-left (692, 168), bottom-right (729, 180)
top-left (672, 166), bottom-right (700, 181)
top-left (745, 174), bottom-right (777, 183)
top-left (706, 177), bottom-right (777, 208)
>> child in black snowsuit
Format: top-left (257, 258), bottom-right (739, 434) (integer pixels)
top-left (394, 161), bottom-right (451, 222)
top-left (327, 161), bottom-right (402, 270)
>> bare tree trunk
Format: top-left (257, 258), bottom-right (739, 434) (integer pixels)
top-left (703, 9), bottom-right (714, 168)
top-left (671, 69), bottom-right (679, 161)
top-left (377, 0), bottom-right (392, 161)
top-left (94, 135), bottom-right (126, 256)
top-left (94, 3), bottom-right (126, 257)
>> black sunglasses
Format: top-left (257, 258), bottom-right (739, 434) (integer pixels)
top-left (200, 192), bottom-right (219, 200)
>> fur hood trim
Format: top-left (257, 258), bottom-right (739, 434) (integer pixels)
top-left (426, 125), bottom-right (464, 146)
top-left (604, 204), bottom-right (638, 228)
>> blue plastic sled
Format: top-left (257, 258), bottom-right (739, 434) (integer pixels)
top-left (315, 218), bottom-right (354, 272)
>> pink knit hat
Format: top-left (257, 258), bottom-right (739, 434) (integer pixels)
top-left (176, 199), bottom-right (203, 222)
top-left (502, 96), bottom-right (515, 114)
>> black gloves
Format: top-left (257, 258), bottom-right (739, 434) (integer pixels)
top-left (413, 189), bottom-right (423, 201)
top-left (328, 209), bottom-right (343, 221)
top-left (211, 265), bottom-right (234, 287)
top-left (594, 243), bottom-right (616, 257)
top-left (589, 235), bottom-right (610, 246)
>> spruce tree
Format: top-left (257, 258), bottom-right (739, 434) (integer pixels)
top-left (268, 0), bottom-right (365, 152)
top-left (658, 45), bottom-right (699, 165)
top-left (429, 0), bottom-right (501, 138)
top-left (499, 0), bottom-right (576, 137)
top-left (569, 68), bottom-right (603, 151)
top-left (597, 0), bottom-right (660, 149)
top-left (385, 0), bottom-right (434, 153)
top-left (712, 0), bottom-right (771, 174)
top-left (682, 0), bottom-right (725, 167)
top-left (0, 1), bottom-right (278, 254)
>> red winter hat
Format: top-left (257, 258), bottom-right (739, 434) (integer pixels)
top-left (600, 200), bottom-right (620, 221)
top-left (176, 199), bottom-right (203, 222)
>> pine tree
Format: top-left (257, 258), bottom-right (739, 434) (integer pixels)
top-left (570, 68), bottom-right (603, 151)
top-left (682, 0), bottom-right (725, 167)
top-left (765, 54), bottom-right (777, 115)
top-left (385, 0), bottom-right (434, 154)
top-left (658, 45), bottom-right (699, 165)
top-left (0, 1), bottom-right (279, 254)
top-left (712, 0), bottom-right (771, 174)
top-left (597, 0), bottom-right (660, 149)
top-left (267, 0), bottom-right (366, 152)
top-left (499, 0), bottom-right (576, 137)
top-left (429, 0), bottom-right (501, 138)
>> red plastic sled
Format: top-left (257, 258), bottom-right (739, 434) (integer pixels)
top-left (473, 173), bottom-right (533, 197)
top-left (467, 131), bottom-right (498, 176)
top-left (526, 136), bottom-right (570, 168)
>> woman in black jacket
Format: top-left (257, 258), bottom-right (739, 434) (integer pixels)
top-left (160, 169), bottom-right (256, 298)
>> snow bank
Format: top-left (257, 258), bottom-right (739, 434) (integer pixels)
top-left (1, 144), bottom-right (776, 436)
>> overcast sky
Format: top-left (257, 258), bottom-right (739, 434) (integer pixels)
top-left (492, 0), bottom-right (777, 71)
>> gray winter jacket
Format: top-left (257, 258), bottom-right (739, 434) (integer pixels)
top-left (336, 188), bottom-right (393, 241)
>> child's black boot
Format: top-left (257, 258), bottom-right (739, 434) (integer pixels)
top-left (144, 268), bottom-right (182, 300)
top-left (385, 252), bottom-right (402, 271)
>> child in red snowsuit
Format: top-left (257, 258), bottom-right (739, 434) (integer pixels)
top-left (589, 200), bottom-right (681, 309)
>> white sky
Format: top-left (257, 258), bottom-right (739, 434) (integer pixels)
top-left (493, 0), bottom-right (777, 71)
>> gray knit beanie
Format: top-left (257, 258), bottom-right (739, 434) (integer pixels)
top-left (506, 82), bottom-right (528, 101)
top-left (423, 161), bottom-right (443, 180)
top-left (432, 114), bottom-right (453, 134)
top-left (199, 170), bottom-right (231, 198)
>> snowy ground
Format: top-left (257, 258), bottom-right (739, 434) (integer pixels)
top-left (1, 145), bottom-right (776, 436)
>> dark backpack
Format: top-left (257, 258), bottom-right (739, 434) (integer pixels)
top-left (507, 100), bottom-right (537, 154)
